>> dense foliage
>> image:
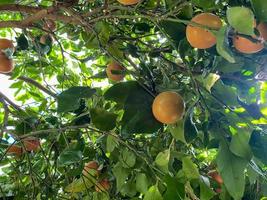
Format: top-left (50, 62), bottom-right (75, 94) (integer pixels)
top-left (0, 0), bottom-right (267, 199)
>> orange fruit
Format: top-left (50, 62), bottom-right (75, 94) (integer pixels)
top-left (152, 91), bottom-right (185, 124)
top-left (0, 39), bottom-right (14, 52)
top-left (106, 61), bottom-right (125, 82)
top-left (95, 179), bottom-right (110, 192)
top-left (0, 54), bottom-right (14, 73)
top-left (186, 13), bottom-right (222, 49)
top-left (233, 22), bottom-right (267, 54)
top-left (23, 138), bottom-right (40, 152)
top-left (233, 35), bottom-right (263, 54)
top-left (208, 170), bottom-right (223, 185)
top-left (7, 145), bottom-right (23, 156)
top-left (117, 0), bottom-right (139, 5)
top-left (43, 20), bottom-right (56, 31)
top-left (258, 22), bottom-right (267, 41)
top-left (82, 161), bottom-right (100, 177)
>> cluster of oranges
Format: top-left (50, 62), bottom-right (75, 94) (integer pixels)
top-left (6, 138), bottom-right (41, 156)
top-left (186, 12), bottom-right (267, 54)
top-left (83, 161), bottom-right (111, 192)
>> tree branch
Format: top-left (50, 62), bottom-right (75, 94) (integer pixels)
top-left (0, 91), bottom-right (23, 112)
top-left (2, 73), bottom-right (58, 98)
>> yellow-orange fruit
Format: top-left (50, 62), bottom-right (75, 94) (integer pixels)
top-left (106, 61), bottom-right (125, 82)
top-left (233, 22), bottom-right (267, 54)
top-left (117, 0), bottom-right (139, 5)
top-left (95, 179), bottom-right (110, 192)
top-left (208, 170), bottom-right (223, 185)
top-left (82, 161), bottom-right (100, 177)
top-left (186, 13), bottom-right (222, 49)
top-left (152, 91), bottom-right (185, 124)
top-left (0, 39), bottom-right (14, 52)
top-left (7, 145), bottom-right (23, 156)
top-left (233, 35), bottom-right (264, 54)
top-left (43, 20), bottom-right (57, 31)
top-left (0, 54), bottom-right (14, 73)
top-left (23, 138), bottom-right (40, 152)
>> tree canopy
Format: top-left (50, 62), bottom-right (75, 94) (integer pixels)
top-left (0, 0), bottom-right (267, 199)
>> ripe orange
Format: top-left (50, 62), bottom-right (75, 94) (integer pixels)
top-left (0, 54), bottom-right (14, 73)
top-left (43, 20), bottom-right (57, 31)
top-left (186, 13), bottom-right (222, 49)
top-left (233, 22), bottom-right (267, 54)
top-left (82, 161), bottom-right (100, 177)
top-left (208, 170), bottom-right (223, 185)
top-left (152, 91), bottom-right (185, 124)
top-left (7, 145), bottom-right (23, 156)
top-left (106, 61), bottom-right (125, 82)
top-left (23, 138), bottom-right (40, 152)
top-left (117, 0), bottom-right (139, 5)
top-left (95, 179), bottom-right (110, 192)
top-left (0, 39), bottom-right (14, 52)
top-left (258, 22), bottom-right (267, 41)
top-left (233, 35), bottom-right (263, 54)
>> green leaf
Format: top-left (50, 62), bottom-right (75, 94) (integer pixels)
top-left (93, 192), bottom-right (110, 200)
top-left (0, 0), bottom-right (15, 4)
top-left (249, 130), bottom-right (267, 165)
top-left (199, 176), bottom-right (215, 200)
top-left (159, 20), bottom-right (186, 45)
top-left (216, 141), bottom-right (248, 200)
top-left (118, 81), bottom-right (162, 135)
top-left (57, 86), bottom-right (96, 113)
top-left (169, 120), bottom-right (186, 143)
top-left (90, 108), bottom-right (117, 131)
top-left (226, 7), bottom-right (254, 35)
top-left (58, 148), bottom-right (82, 167)
top-left (192, 0), bottom-right (219, 10)
top-left (155, 149), bottom-right (170, 172)
top-left (229, 127), bottom-right (252, 160)
top-left (106, 135), bottom-right (118, 153)
top-left (120, 179), bottom-right (137, 197)
top-left (65, 177), bottom-right (94, 193)
top-left (119, 149), bottom-right (136, 168)
top-left (212, 80), bottom-right (239, 106)
top-left (163, 175), bottom-right (185, 200)
top-left (112, 162), bottom-right (130, 191)
top-left (144, 185), bottom-right (163, 200)
top-left (216, 26), bottom-right (235, 63)
top-left (182, 157), bottom-right (199, 180)
top-left (251, 0), bottom-right (267, 22)
top-left (197, 73), bottom-right (221, 93)
top-left (136, 173), bottom-right (149, 194)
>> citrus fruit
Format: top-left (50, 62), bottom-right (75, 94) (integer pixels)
top-left (186, 13), bottom-right (222, 49)
top-left (106, 61), bottom-right (125, 82)
top-left (95, 179), bottom-right (110, 192)
top-left (23, 138), bottom-right (40, 152)
top-left (0, 53), bottom-right (14, 73)
top-left (208, 170), bottom-right (223, 185)
top-left (0, 39), bottom-right (14, 52)
top-left (152, 91), bottom-right (185, 124)
top-left (7, 145), bottom-right (23, 156)
top-left (82, 161), bottom-right (100, 177)
top-left (233, 22), bottom-right (267, 54)
top-left (117, 0), bottom-right (139, 5)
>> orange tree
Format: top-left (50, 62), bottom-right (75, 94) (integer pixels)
top-left (0, 0), bottom-right (267, 199)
